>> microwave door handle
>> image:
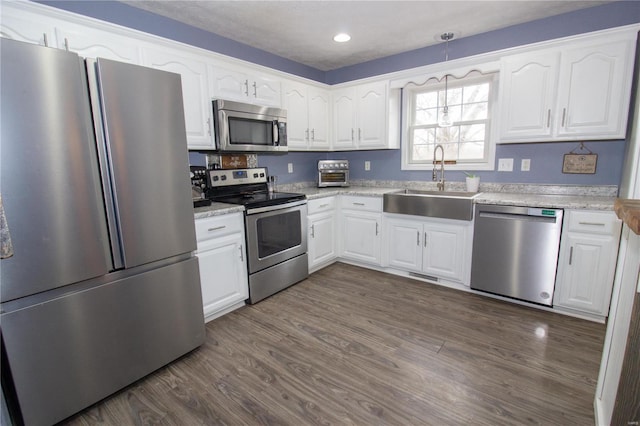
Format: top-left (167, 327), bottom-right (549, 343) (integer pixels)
top-left (273, 120), bottom-right (279, 146)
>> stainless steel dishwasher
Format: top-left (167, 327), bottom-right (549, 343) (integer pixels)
top-left (470, 204), bottom-right (563, 306)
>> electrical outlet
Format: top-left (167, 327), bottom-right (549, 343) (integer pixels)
top-left (287, 163), bottom-right (293, 173)
top-left (365, 161), bottom-right (371, 171)
top-left (521, 159), bottom-right (531, 171)
top-left (498, 158), bottom-right (514, 172)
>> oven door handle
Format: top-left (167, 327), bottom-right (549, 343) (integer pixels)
top-left (245, 199), bottom-right (307, 215)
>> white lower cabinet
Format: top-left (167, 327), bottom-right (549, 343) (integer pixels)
top-left (384, 214), bottom-right (471, 284)
top-left (554, 210), bottom-right (622, 317)
top-left (195, 213), bottom-right (248, 322)
top-left (340, 196), bottom-right (382, 265)
top-left (307, 197), bottom-right (337, 271)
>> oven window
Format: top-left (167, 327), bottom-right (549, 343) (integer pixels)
top-left (321, 172), bottom-right (347, 182)
top-left (228, 117), bottom-right (273, 146)
top-left (256, 211), bottom-right (301, 258)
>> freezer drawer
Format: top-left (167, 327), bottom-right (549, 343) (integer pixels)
top-left (471, 204), bottom-right (563, 306)
top-left (1, 258), bottom-right (204, 426)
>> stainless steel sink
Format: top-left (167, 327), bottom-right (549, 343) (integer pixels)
top-left (383, 189), bottom-right (480, 221)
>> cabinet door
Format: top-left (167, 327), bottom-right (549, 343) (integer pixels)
top-left (341, 211), bottom-right (381, 264)
top-left (556, 40), bottom-right (633, 139)
top-left (211, 65), bottom-right (250, 102)
top-left (423, 223), bottom-right (465, 281)
top-left (56, 27), bottom-right (141, 64)
top-left (333, 88), bottom-right (356, 149)
top-left (308, 88), bottom-right (331, 149)
top-left (143, 48), bottom-right (213, 149)
top-left (555, 233), bottom-right (618, 315)
top-left (0, 8), bottom-right (55, 46)
top-left (385, 218), bottom-right (422, 272)
top-left (308, 212), bottom-right (336, 270)
top-left (197, 233), bottom-right (248, 321)
top-left (253, 75), bottom-right (281, 107)
top-left (499, 51), bottom-right (560, 142)
top-left (357, 81), bottom-right (388, 148)
top-left (282, 82), bottom-right (309, 149)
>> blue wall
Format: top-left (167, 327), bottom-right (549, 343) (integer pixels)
top-left (42, 0), bottom-right (640, 187)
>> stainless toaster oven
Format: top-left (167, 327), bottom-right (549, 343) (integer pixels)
top-left (318, 160), bottom-right (349, 187)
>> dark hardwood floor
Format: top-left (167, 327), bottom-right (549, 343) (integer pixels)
top-left (62, 263), bottom-right (606, 425)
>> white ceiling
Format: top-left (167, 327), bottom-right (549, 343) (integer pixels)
top-left (123, 1), bottom-right (612, 71)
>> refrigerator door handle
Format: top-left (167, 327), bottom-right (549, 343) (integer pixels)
top-left (85, 58), bottom-right (124, 270)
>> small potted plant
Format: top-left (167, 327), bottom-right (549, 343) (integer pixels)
top-left (465, 172), bottom-right (480, 192)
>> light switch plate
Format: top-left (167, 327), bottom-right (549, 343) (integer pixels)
top-left (521, 159), bottom-right (531, 171)
top-left (498, 158), bottom-right (514, 171)
top-left (287, 163), bottom-right (293, 173)
top-left (365, 161), bottom-right (371, 171)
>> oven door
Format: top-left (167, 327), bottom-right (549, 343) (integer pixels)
top-left (245, 200), bottom-right (307, 274)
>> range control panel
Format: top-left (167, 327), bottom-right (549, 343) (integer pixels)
top-left (207, 167), bottom-right (268, 187)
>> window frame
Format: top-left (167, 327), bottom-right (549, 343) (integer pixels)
top-left (401, 71), bottom-right (499, 171)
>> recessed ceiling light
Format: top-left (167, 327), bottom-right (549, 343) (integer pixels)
top-left (333, 33), bottom-right (351, 43)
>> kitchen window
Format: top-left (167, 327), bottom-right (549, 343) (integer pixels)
top-left (402, 72), bottom-right (498, 171)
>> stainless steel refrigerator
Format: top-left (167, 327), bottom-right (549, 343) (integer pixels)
top-left (0, 38), bottom-right (205, 425)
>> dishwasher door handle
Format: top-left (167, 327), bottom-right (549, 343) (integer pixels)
top-left (478, 211), bottom-right (558, 224)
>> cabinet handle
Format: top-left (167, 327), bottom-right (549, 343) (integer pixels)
top-left (351, 128), bottom-right (354, 141)
top-left (43, 33), bottom-right (48, 47)
top-left (311, 224), bottom-right (315, 238)
top-left (305, 129), bottom-right (309, 141)
top-left (578, 221), bottom-right (605, 227)
top-left (375, 222), bottom-right (379, 236)
top-left (353, 202), bottom-right (365, 206)
top-left (252, 81), bottom-right (257, 98)
top-left (547, 109), bottom-right (551, 128)
top-left (207, 225), bottom-right (226, 232)
top-left (569, 246), bottom-right (573, 265)
top-left (561, 108), bottom-right (567, 127)
top-left (239, 244), bottom-right (244, 262)
top-left (244, 79), bottom-right (249, 96)
top-left (311, 129), bottom-right (315, 141)
top-left (319, 203), bottom-right (329, 208)
top-left (358, 128), bottom-right (362, 141)
top-left (207, 118), bottom-right (212, 136)
top-left (64, 37), bottom-right (69, 51)
top-left (424, 232), bottom-right (428, 247)
top-left (416, 230), bottom-right (420, 246)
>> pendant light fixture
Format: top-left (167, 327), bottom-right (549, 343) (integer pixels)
top-left (438, 32), bottom-right (454, 128)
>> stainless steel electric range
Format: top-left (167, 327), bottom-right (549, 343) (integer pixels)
top-left (206, 167), bottom-right (308, 303)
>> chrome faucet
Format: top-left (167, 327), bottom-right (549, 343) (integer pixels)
top-left (432, 144), bottom-right (445, 191)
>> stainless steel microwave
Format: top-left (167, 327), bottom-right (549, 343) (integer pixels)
top-left (212, 99), bottom-right (287, 153)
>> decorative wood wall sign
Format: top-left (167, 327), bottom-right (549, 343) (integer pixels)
top-left (562, 143), bottom-right (597, 174)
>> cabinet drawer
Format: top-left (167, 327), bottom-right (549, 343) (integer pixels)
top-left (566, 210), bottom-right (620, 235)
top-left (308, 197), bottom-right (336, 215)
top-left (340, 195), bottom-right (382, 212)
top-left (195, 213), bottom-right (244, 243)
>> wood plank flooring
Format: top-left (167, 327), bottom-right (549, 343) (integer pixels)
top-left (62, 263), bottom-right (606, 425)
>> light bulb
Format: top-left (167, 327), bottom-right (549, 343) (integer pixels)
top-left (439, 105), bottom-right (453, 127)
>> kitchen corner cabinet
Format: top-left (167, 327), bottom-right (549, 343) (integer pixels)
top-left (339, 196), bottom-right (383, 265)
top-left (211, 64), bottom-right (281, 107)
top-left (384, 215), bottom-right (471, 284)
top-left (307, 197), bottom-right (337, 271)
top-left (554, 210), bottom-right (622, 317)
top-left (282, 81), bottom-right (330, 151)
top-left (333, 81), bottom-right (391, 150)
top-left (499, 36), bottom-right (635, 142)
top-left (142, 48), bottom-right (214, 150)
top-left (195, 213), bottom-right (248, 322)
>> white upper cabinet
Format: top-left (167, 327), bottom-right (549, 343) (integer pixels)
top-left (333, 81), bottom-right (392, 150)
top-left (282, 81), bottom-right (330, 150)
top-left (0, 6), bottom-right (55, 46)
top-left (56, 26), bottom-right (141, 64)
top-left (211, 64), bottom-right (281, 107)
top-left (499, 34), bottom-right (636, 143)
top-left (142, 48), bottom-right (214, 149)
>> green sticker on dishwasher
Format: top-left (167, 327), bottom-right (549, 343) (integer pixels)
top-left (541, 209), bottom-right (556, 216)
